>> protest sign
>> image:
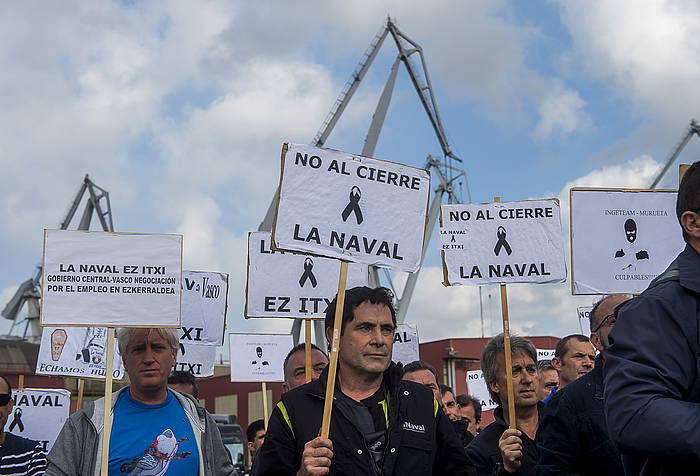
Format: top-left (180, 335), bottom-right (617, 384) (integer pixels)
top-left (181, 270), bottom-right (229, 346)
top-left (392, 324), bottom-right (419, 365)
top-left (174, 343), bottom-right (216, 378)
top-left (577, 306), bottom-right (593, 335)
top-left (466, 370), bottom-right (498, 412)
top-left (10, 388), bottom-right (70, 452)
top-left (440, 200), bottom-right (566, 286)
top-left (41, 230), bottom-right (182, 327)
top-left (36, 327), bottom-right (124, 380)
top-left (272, 143), bottom-right (430, 272)
top-left (246, 232), bottom-right (368, 319)
top-left (229, 333), bottom-right (293, 382)
top-left (570, 188), bottom-right (684, 294)
top-left (536, 349), bottom-right (555, 361)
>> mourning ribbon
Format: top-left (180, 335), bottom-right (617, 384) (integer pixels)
top-left (299, 258), bottom-right (318, 288)
top-left (493, 226), bottom-right (513, 256)
top-left (341, 186), bottom-right (363, 225)
top-left (8, 408), bottom-right (23, 432)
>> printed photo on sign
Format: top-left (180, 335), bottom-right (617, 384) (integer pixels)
top-left (245, 232), bottom-right (369, 319)
top-left (181, 270), bottom-right (229, 346)
top-left (229, 333), bottom-right (293, 382)
top-left (577, 306), bottom-right (593, 335)
top-left (41, 230), bottom-right (182, 327)
top-left (536, 349), bottom-right (555, 361)
top-left (466, 370), bottom-right (498, 411)
top-left (570, 189), bottom-right (685, 294)
top-left (174, 343), bottom-right (216, 378)
top-left (392, 324), bottom-right (419, 365)
top-left (440, 200), bottom-right (566, 286)
top-left (36, 327), bottom-right (125, 380)
top-left (10, 389), bottom-right (70, 452)
top-left (272, 143), bottom-right (430, 272)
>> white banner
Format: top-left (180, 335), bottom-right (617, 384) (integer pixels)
top-left (246, 232), bottom-right (369, 319)
top-left (10, 389), bottom-right (70, 452)
top-left (440, 200), bottom-right (566, 285)
top-left (181, 270), bottom-right (229, 345)
top-left (578, 306), bottom-right (593, 335)
top-left (229, 333), bottom-right (293, 382)
top-left (536, 349), bottom-right (555, 361)
top-left (273, 143), bottom-right (430, 272)
top-left (174, 343), bottom-right (216, 378)
top-left (466, 370), bottom-right (498, 411)
top-left (36, 327), bottom-right (124, 380)
top-left (392, 324), bottom-right (419, 365)
top-left (41, 230), bottom-right (182, 327)
top-left (570, 189), bottom-right (684, 294)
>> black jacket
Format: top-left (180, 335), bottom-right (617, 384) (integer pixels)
top-left (536, 355), bottom-right (623, 475)
top-left (252, 361), bottom-right (475, 476)
top-left (605, 244), bottom-right (700, 476)
top-left (466, 403), bottom-right (541, 476)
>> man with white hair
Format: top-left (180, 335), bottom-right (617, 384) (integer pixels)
top-left (47, 328), bottom-right (233, 475)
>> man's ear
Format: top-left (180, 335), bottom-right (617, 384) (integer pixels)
top-left (590, 333), bottom-right (604, 353)
top-left (681, 211), bottom-right (700, 240)
top-left (282, 382), bottom-right (289, 393)
top-left (551, 357), bottom-right (562, 371)
top-left (488, 379), bottom-right (500, 395)
top-left (325, 326), bottom-right (333, 350)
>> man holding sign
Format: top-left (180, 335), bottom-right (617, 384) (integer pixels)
top-left (254, 287), bottom-right (475, 476)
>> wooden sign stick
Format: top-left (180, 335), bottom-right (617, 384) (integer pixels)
top-left (99, 327), bottom-right (116, 476)
top-left (18, 375), bottom-right (24, 391)
top-left (320, 261), bottom-right (349, 439)
top-left (76, 378), bottom-right (85, 411)
top-left (305, 319), bottom-right (312, 383)
top-left (262, 381), bottom-right (269, 430)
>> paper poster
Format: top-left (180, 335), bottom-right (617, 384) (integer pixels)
top-left (536, 349), bottom-right (555, 361)
top-left (41, 230), bottom-right (182, 327)
top-left (10, 389), bottom-right (70, 452)
top-left (392, 324), bottom-right (419, 365)
top-left (36, 327), bottom-right (124, 380)
top-left (440, 200), bottom-right (566, 286)
top-left (466, 370), bottom-right (498, 411)
top-left (174, 343), bottom-right (216, 378)
top-left (181, 270), bottom-right (229, 345)
top-left (570, 189), bottom-right (684, 294)
top-left (246, 232), bottom-right (369, 319)
top-left (578, 306), bottom-right (593, 335)
top-left (272, 143), bottom-right (430, 272)
top-left (229, 333), bottom-right (293, 382)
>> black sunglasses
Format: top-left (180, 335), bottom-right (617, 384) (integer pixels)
top-left (0, 393), bottom-right (11, 406)
top-left (592, 312), bottom-right (617, 333)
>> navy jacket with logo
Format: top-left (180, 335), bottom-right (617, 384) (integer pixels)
top-left (252, 361), bottom-right (475, 476)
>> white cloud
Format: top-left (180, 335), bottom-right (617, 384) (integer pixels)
top-left (533, 87), bottom-right (589, 141)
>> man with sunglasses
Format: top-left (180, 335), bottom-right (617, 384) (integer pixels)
top-left (0, 375), bottom-right (47, 475)
top-left (536, 295), bottom-right (629, 475)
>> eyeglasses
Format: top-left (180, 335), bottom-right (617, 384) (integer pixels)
top-left (0, 393), bottom-right (11, 407)
top-left (592, 313), bottom-right (617, 333)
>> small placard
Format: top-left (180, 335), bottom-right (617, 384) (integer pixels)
top-left (392, 324), bottom-right (419, 365)
top-left (578, 306), bottom-right (593, 334)
top-left (229, 333), bottom-right (294, 382)
top-left (10, 388), bottom-right (71, 452)
top-left (181, 270), bottom-right (229, 345)
top-left (174, 343), bottom-right (216, 378)
top-left (466, 370), bottom-right (498, 411)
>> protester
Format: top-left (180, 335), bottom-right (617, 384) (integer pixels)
top-left (253, 286), bottom-right (476, 476)
top-left (246, 419), bottom-right (265, 465)
top-left (466, 334), bottom-right (540, 476)
top-left (439, 384), bottom-right (460, 422)
top-left (550, 335), bottom-right (595, 389)
top-left (456, 394), bottom-right (481, 436)
top-left (605, 161), bottom-right (700, 475)
top-left (536, 295), bottom-right (629, 475)
top-left (168, 369), bottom-right (199, 399)
top-left (0, 375), bottom-right (47, 475)
top-left (402, 360), bottom-right (441, 401)
top-left (535, 360), bottom-right (558, 402)
top-left (47, 328), bottom-right (233, 475)
top-left (282, 343), bottom-right (329, 392)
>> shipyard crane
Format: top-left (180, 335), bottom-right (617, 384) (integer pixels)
top-left (649, 119), bottom-right (700, 188)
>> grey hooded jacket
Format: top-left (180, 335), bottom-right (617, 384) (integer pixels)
top-left (46, 387), bottom-right (234, 476)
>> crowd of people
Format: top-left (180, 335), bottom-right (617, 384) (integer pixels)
top-left (0, 162), bottom-right (698, 475)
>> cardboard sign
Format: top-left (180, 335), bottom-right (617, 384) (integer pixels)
top-left (466, 370), bottom-right (498, 411)
top-left (36, 327), bottom-right (124, 380)
top-left (570, 189), bottom-right (684, 294)
top-left (578, 306), bottom-right (593, 335)
top-left (536, 349), bottom-right (555, 361)
top-left (181, 270), bottom-right (228, 345)
top-left (229, 333), bottom-right (293, 382)
top-left (10, 389), bottom-right (70, 452)
top-left (41, 230), bottom-right (182, 327)
top-left (440, 200), bottom-right (566, 286)
top-left (392, 324), bottom-right (419, 365)
top-left (245, 232), bottom-right (369, 319)
top-left (272, 143), bottom-right (430, 272)
top-left (174, 343), bottom-right (216, 378)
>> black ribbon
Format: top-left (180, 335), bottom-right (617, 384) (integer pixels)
top-left (341, 186), bottom-right (363, 225)
top-left (493, 226), bottom-right (513, 256)
top-left (179, 343), bottom-right (186, 356)
top-left (299, 258), bottom-right (318, 288)
top-left (8, 408), bottom-right (24, 432)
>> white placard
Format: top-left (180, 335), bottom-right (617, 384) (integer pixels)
top-left (440, 200), bottom-right (566, 286)
top-left (466, 370), bottom-right (498, 411)
top-left (536, 349), bottom-right (555, 361)
top-left (36, 327), bottom-right (124, 380)
top-left (181, 270), bottom-right (229, 345)
top-left (570, 189), bottom-right (684, 294)
top-left (273, 143), bottom-right (430, 272)
top-left (246, 232), bottom-right (369, 319)
top-left (392, 324), bottom-right (419, 365)
top-left (41, 230), bottom-right (182, 327)
top-left (578, 306), bottom-right (593, 335)
top-left (10, 389), bottom-right (70, 452)
top-left (229, 333), bottom-right (294, 382)
top-left (174, 343), bottom-right (216, 378)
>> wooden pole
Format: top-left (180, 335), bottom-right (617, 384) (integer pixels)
top-left (76, 378), bottom-right (85, 411)
top-left (680, 164), bottom-right (691, 184)
top-left (17, 375), bottom-right (24, 391)
top-left (261, 382), bottom-right (268, 430)
top-left (304, 319), bottom-right (312, 383)
top-left (320, 261), bottom-right (349, 439)
top-left (99, 327), bottom-right (115, 476)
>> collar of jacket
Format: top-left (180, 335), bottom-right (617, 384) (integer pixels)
top-left (308, 360), bottom-right (405, 400)
top-left (679, 243), bottom-right (700, 293)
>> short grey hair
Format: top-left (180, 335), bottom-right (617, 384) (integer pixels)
top-left (537, 359), bottom-right (555, 372)
top-left (589, 294), bottom-right (634, 331)
top-left (117, 328), bottom-right (179, 356)
top-left (481, 334), bottom-right (537, 406)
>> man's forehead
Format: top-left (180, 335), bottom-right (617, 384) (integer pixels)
top-left (566, 339), bottom-right (594, 355)
top-left (128, 329), bottom-right (168, 346)
top-left (404, 369), bottom-right (436, 385)
top-left (596, 296), bottom-right (630, 319)
top-left (352, 302), bottom-right (393, 322)
top-left (497, 352), bottom-right (535, 368)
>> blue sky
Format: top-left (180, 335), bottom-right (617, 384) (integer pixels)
top-left (1, 0), bottom-right (699, 344)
